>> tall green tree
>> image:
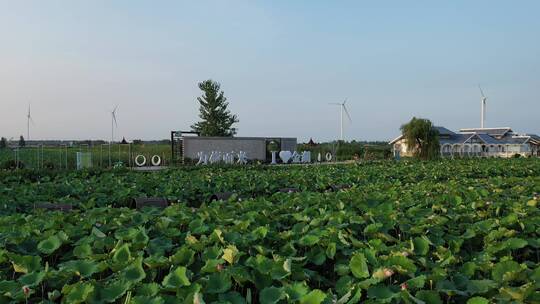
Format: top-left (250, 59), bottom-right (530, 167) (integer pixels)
top-left (191, 80), bottom-right (239, 137)
top-left (0, 137), bottom-right (7, 149)
top-left (19, 135), bottom-right (26, 147)
top-left (400, 117), bottom-right (440, 160)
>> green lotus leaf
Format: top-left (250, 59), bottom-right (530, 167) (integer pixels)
top-left (63, 282), bottom-right (95, 304)
top-left (367, 285), bottom-right (396, 301)
top-left (467, 280), bottom-right (496, 295)
top-left (37, 235), bottom-right (62, 255)
top-left (162, 266), bottom-right (190, 288)
top-left (92, 227), bottom-right (107, 238)
top-left (101, 280), bottom-right (129, 303)
top-left (229, 265), bottom-right (251, 284)
top-left (285, 282), bottom-right (309, 301)
top-left (326, 242), bottom-right (336, 259)
top-left (306, 247), bottom-right (326, 266)
top-left (251, 226), bottom-right (268, 239)
top-left (114, 227), bottom-right (138, 240)
top-left (73, 244), bottom-right (93, 258)
top-left (122, 258), bottom-right (146, 284)
top-left (0, 280), bottom-right (20, 295)
top-left (144, 255), bottom-right (170, 269)
top-left (259, 286), bottom-right (283, 304)
top-left (60, 260), bottom-right (99, 278)
top-left (412, 237), bottom-right (430, 256)
top-left (415, 290), bottom-right (443, 304)
top-left (270, 259), bottom-right (291, 280)
top-left (137, 282), bottom-right (160, 297)
top-left (206, 272), bottom-right (231, 294)
top-left (461, 262), bottom-right (477, 278)
top-left (18, 271), bottom-right (45, 287)
top-left (492, 260), bottom-right (521, 283)
top-left (505, 238), bottom-right (528, 250)
top-left (170, 246), bottom-right (195, 266)
top-left (131, 296), bottom-right (165, 304)
top-left (364, 223), bottom-right (383, 234)
top-left (10, 254), bottom-right (41, 274)
top-left (335, 276), bottom-right (353, 296)
top-left (298, 234), bottom-right (320, 246)
top-left (405, 275), bottom-right (426, 289)
top-left (385, 255), bottom-right (417, 274)
top-left (148, 237), bottom-right (174, 256)
top-left (219, 291), bottom-right (246, 304)
top-left (201, 259), bottom-right (224, 273)
top-left (133, 228), bottom-right (149, 245)
top-left (350, 252), bottom-right (369, 279)
top-left (112, 244), bottom-right (131, 265)
top-left (202, 246), bottom-right (223, 260)
top-left (467, 297), bottom-right (489, 304)
top-left (299, 289), bottom-right (327, 304)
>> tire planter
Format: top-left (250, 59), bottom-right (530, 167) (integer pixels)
top-left (131, 197), bottom-right (168, 209)
top-left (210, 192), bottom-right (234, 202)
top-left (34, 202), bottom-right (73, 212)
top-left (134, 155), bottom-right (147, 167)
top-left (151, 155), bottom-right (161, 166)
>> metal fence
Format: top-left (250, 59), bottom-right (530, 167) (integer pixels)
top-left (0, 144), bottom-right (171, 170)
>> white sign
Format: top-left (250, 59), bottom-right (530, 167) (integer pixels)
top-left (271, 151), bottom-right (311, 164)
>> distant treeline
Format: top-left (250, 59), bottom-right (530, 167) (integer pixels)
top-left (0, 139), bottom-right (172, 148)
top-left (298, 140), bottom-right (392, 161)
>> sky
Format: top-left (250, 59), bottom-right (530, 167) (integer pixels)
top-left (1, 1), bottom-right (539, 142)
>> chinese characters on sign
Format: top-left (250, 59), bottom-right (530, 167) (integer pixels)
top-left (196, 151), bottom-right (248, 165)
top-left (195, 151), bottom-right (316, 165)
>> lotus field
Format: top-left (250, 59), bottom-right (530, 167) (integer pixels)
top-left (0, 159), bottom-right (539, 303)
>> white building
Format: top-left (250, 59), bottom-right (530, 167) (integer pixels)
top-left (390, 127), bottom-right (540, 158)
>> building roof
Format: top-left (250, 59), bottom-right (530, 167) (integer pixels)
top-left (434, 126), bottom-right (456, 136)
top-left (391, 125), bottom-right (539, 147)
top-left (459, 127), bottom-right (513, 137)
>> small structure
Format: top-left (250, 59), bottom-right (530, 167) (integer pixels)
top-left (390, 126), bottom-right (540, 158)
top-left (307, 138), bottom-right (317, 147)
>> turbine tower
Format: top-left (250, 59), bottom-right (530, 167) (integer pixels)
top-left (329, 99), bottom-right (352, 141)
top-left (26, 104), bottom-right (35, 141)
top-left (479, 86), bottom-right (487, 128)
top-left (109, 105), bottom-right (118, 167)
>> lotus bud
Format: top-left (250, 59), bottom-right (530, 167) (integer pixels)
top-left (216, 264), bottom-right (224, 272)
top-left (22, 286), bottom-right (31, 297)
top-left (383, 268), bottom-right (394, 278)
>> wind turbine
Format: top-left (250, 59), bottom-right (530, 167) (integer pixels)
top-left (109, 105), bottom-right (118, 167)
top-left (329, 99), bottom-right (352, 141)
top-left (479, 85), bottom-right (487, 128)
top-left (26, 104), bottom-right (35, 141)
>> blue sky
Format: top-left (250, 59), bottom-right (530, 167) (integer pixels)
top-left (1, 1), bottom-right (539, 141)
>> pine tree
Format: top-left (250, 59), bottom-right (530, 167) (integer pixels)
top-left (0, 137), bottom-right (7, 149)
top-left (191, 80), bottom-right (239, 136)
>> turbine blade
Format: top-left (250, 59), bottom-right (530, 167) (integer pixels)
top-left (343, 98), bottom-right (347, 105)
top-left (329, 103), bottom-right (341, 105)
top-left (343, 105), bottom-right (352, 122)
top-left (478, 85), bottom-right (485, 98)
top-left (112, 113), bottom-right (118, 127)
